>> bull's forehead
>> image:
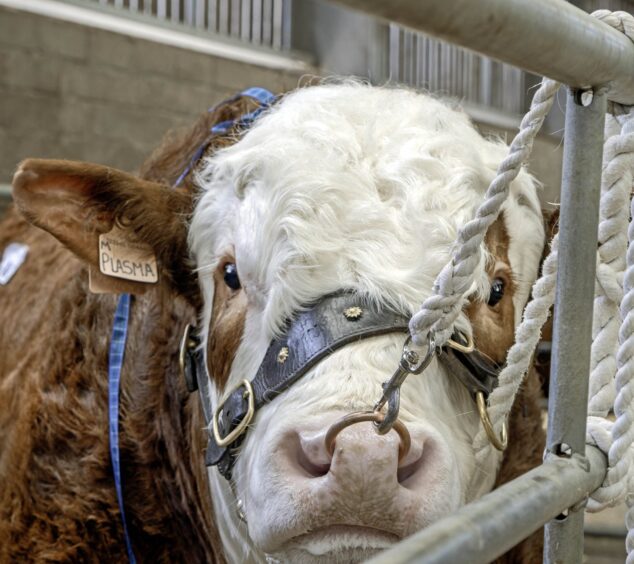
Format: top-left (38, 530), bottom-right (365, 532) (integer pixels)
top-left (191, 84), bottom-right (543, 325)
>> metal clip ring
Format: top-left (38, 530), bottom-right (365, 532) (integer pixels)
top-left (476, 391), bottom-right (508, 451)
top-left (400, 332), bottom-right (437, 374)
top-left (446, 331), bottom-right (475, 354)
top-left (373, 332), bottom-right (437, 435)
top-left (324, 411), bottom-right (411, 462)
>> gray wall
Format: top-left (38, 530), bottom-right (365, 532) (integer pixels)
top-left (0, 4), bottom-right (306, 185)
top-left (0, 2), bottom-right (562, 211)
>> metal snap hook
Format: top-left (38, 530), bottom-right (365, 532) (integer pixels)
top-left (324, 411), bottom-right (411, 462)
top-left (372, 332), bottom-right (436, 435)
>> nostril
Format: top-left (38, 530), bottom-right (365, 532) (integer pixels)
top-left (296, 431), bottom-right (332, 478)
top-left (397, 449), bottom-right (424, 484)
top-left (297, 446), bottom-right (331, 477)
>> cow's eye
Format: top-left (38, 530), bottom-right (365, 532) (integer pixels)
top-left (488, 278), bottom-right (504, 307)
top-left (223, 263), bottom-right (241, 290)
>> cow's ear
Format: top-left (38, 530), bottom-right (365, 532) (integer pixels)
top-left (12, 158), bottom-right (194, 295)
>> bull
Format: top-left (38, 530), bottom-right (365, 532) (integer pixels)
top-left (0, 84), bottom-right (547, 563)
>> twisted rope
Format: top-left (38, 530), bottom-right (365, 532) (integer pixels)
top-left (611, 191), bottom-right (634, 555)
top-left (588, 112), bottom-right (633, 418)
top-left (408, 78), bottom-right (561, 347)
top-left (581, 14), bottom-right (634, 561)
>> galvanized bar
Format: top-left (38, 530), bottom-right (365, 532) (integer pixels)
top-left (280, 0), bottom-right (291, 50)
top-left (195, 0), bottom-right (206, 27)
top-left (272, 0), bottom-right (283, 51)
top-left (240, 0), bottom-right (252, 41)
top-left (262, 0), bottom-right (272, 46)
top-left (170, 0), bottom-right (179, 22)
top-left (218, 0), bottom-right (229, 34)
top-left (251, 0), bottom-right (261, 42)
top-left (544, 87), bottom-right (607, 564)
top-left (157, 0), bottom-right (166, 19)
top-left (208, 0), bottom-right (217, 31)
top-left (366, 447), bottom-right (607, 564)
top-left (329, 0), bottom-right (634, 104)
top-left (184, 0), bottom-right (194, 25)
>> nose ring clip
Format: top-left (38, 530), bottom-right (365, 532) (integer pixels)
top-left (324, 411), bottom-right (412, 462)
top-left (373, 333), bottom-right (436, 434)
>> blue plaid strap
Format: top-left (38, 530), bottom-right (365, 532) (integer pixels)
top-left (175, 86), bottom-right (277, 185)
top-left (108, 293), bottom-right (136, 564)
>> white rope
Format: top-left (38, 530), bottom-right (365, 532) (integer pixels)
top-left (612, 190), bottom-right (634, 559)
top-left (587, 112), bottom-right (632, 418)
top-left (585, 105), bottom-right (634, 515)
top-left (582, 15), bottom-right (634, 562)
top-left (408, 78), bottom-right (560, 347)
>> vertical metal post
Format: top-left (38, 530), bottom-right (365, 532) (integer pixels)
top-left (544, 87), bottom-right (607, 563)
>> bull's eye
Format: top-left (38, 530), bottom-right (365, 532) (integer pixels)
top-left (488, 278), bottom-right (505, 307)
top-left (223, 263), bottom-right (241, 290)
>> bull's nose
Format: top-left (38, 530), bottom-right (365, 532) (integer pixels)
top-left (294, 418), bottom-right (426, 487)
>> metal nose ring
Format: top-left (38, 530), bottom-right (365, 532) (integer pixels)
top-left (324, 411), bottom-right (412, 462)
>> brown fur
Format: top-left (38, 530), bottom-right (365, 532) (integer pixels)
top-left (207, 261), bottom-right (248, 390)
top-left (0, 96), bottom-right (262, 562)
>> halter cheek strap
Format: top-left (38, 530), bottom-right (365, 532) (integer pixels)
top-left (183, 292), bottom-right (503, 481)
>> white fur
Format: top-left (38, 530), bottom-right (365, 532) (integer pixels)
top-left (189, 83), bottom-right (545, 563)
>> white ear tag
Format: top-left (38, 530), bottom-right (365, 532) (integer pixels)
top-left (0, 242), bottom-right (29, 285)
top-left (98, 225), bottom-right (158, 284)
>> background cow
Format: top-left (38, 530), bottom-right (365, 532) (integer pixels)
top-left (1, 83), bottom-right (546, 562)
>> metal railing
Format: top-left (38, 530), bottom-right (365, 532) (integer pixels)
top-left (326, 0), bottom-right (634, 562)
top-left (93, 0), bottom-right (291, 50)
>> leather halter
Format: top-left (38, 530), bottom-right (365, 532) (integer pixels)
top-left (182, 292), bottom-right (502, 480)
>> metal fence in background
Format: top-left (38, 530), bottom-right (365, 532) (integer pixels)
top-left (93, 0), bottom-right (291, 50)
top-left (582, 0), bottom-right (634, 10)
top-left (388, 0), bottom-right (634, 119)
top-left (389, 25), bottom-right (525, 116)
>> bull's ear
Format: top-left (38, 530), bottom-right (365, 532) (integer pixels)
top-left (12, 158), bottom-right (194, 295)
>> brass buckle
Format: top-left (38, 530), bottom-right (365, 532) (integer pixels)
top-left (212, 379), bottom-right (255, 448)
top-left (476, 391), bottom-right (508, 451)
top-left (446, 331), bottom-right (475, 354)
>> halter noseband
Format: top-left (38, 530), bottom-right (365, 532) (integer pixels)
top-left (181, 291), bottom-right (503, 481)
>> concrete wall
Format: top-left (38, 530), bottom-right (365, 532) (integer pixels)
top-left (0, 1), bottom-right (562, 211)
top-left (0, 3), bottom-right (308, 185)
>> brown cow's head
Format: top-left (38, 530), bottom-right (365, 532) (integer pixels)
top-left (13, 84), bottom-right (546, 563)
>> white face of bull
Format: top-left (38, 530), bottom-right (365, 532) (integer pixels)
top-left (189, 84), bottom-right (545, 563)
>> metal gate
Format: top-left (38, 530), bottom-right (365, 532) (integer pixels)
top-left (322, 0), bottom-right (634, 562)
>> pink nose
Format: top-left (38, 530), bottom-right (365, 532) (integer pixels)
top-left (294, 419), bottom-right (426, 486)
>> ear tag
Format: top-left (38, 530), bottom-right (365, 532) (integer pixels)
top-left (98, 225), bottom-right (158, 284)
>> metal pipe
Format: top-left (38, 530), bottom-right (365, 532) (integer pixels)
top-left (543, 87), bottom-right (607, 563)
top-left (328, 0), bottom-right (634, 104)
top-left (366, 446), bottom-right (607, 564)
